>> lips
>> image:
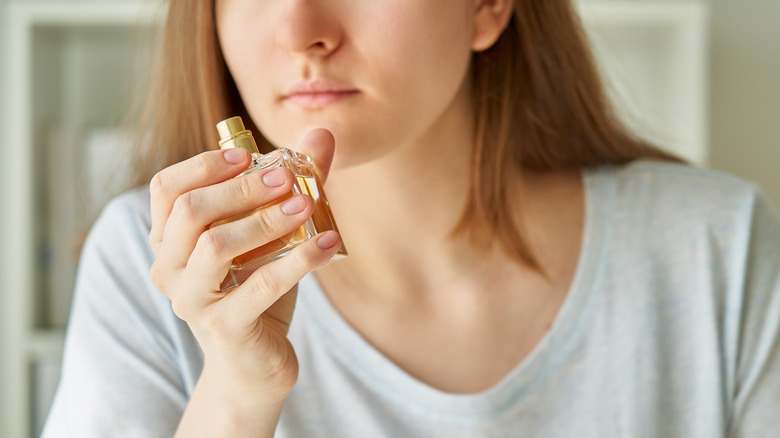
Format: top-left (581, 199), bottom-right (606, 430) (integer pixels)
top-left (282, 79), bottom-right (359, 109)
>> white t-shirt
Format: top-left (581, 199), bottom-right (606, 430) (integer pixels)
top-left (42, 161), bottom-right (780, 437)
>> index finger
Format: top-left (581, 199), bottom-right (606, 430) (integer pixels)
top-left (149, 148), bottom-right (251, 254)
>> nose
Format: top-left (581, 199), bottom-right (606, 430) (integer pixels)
top-left (274, 0), bottom-right (342, 58)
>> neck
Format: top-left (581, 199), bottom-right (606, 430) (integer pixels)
top-left (318, 81), bottom-right (483, 299)
top-left (315, 82), bottom-right (585, 304)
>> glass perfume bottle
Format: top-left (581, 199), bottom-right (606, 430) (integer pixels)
top-left (213, 116), bottom-right (347, 292)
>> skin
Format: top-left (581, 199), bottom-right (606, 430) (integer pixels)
top-left (217, 0), bottom-right (477, 170)
top-left (150, 0), bottom-right (585, 436)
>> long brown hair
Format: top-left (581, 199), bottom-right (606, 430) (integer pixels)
top-left (133, 0), bottom-right (681, 271)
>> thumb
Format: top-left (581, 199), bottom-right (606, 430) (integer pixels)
top-left (297, 128), bottom-right (336, 183)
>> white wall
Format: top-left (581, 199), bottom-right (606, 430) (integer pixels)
top-left (708, 0), bottom-right (780, 207)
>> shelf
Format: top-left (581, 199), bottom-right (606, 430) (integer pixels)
top-left (3, 3), bottom-right (162, 437)
top-left (28, 330), bottom-right (66, 360)
top-left (9, 3), bottom-right (157, 331)
top-left (28, 339), bottom-right (63, 438)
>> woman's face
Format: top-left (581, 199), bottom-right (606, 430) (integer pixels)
top-left (215, 0), bottom-right (483, 169)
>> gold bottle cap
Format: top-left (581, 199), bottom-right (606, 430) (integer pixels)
top-left (216, 116), bottom-right (259, 154)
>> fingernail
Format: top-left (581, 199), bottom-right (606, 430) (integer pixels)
top-left (262, 168), bottom-right (286, 187)
top-left (316, 231), bottom-right (340, 250)
top-left (223, 148), bottom-right (246, 164)
top-left (281, 196), bottom-right (305, 215)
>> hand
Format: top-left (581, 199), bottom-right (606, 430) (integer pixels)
top-left (148, 128), bottom-right (341, 403)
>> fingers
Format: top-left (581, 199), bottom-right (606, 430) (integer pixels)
top-left (149, 128), bottom-right (341, 334)
top-left (219, 231), bottom-right (342, 327)
top-left (155, 167), bottom-right (298, 278)
top-left (296, 129), bottom-right (336, 183)
top-left (149, 148), bottom-right (251, 254)
top-left (180, 194), bottom-right (316, 297)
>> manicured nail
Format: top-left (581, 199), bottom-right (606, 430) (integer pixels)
top-left (281, 196), bottom-right (305, 215)
top-left (223, 148), bottom-right (246, 164)
top-left (316, 231), bottom-right (339, 250)
top-left (262, 168), bottom-right (286, 187)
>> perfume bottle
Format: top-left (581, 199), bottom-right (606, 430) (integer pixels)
top-left (213, 116), bottom-right (347, 292)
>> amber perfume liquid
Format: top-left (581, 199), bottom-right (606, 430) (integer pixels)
top-left (213, 117), bottom-right (347, 292)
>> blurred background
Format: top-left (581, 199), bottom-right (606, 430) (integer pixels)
top-left (1, 0), bottom-right (778, 436)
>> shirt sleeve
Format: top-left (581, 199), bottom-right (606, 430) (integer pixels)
top-left (728, 190), bottom-right (780, 437)
top-left (41, 191), bottom-right (192, 437)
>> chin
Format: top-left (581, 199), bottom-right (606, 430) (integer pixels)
top-left (329, 145), bottom-right (371, 171)
top-left (261, 117), bottom-right (395, 170)
top-left (309, 126), bottom-right (388, 169)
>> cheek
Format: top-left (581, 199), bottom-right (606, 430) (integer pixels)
top-left (364, 5), bottom-right (474, 115)
top-left (216, 4), bottom-right (276, 102)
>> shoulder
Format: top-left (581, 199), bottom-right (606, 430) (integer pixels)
top-left (76, 185), bottom-right (158, 306)
top-left (605, 160), bottom-right (760, 212)
top-left (594, 160), bottom-right (765, 235)
top-left (95, 185), bottom-right (152, 235)
top-left (586, 160), bottom-right (780, 293)
top-left (47, 185), bottom-right (193, 436)
top-left (84, 186), bottom-right (153, 260)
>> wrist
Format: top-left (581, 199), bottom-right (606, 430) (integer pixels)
top-left (200, 361), bottom-right (294, 407)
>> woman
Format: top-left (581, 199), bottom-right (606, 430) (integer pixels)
top-left (44, 0), bottom-right (779, 437)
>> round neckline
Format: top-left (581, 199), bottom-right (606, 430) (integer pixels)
top-left (297, 165), bottom-right (613, 421)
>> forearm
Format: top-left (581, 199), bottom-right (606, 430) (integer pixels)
top-left (175, 370), bottom-right (286, 438)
